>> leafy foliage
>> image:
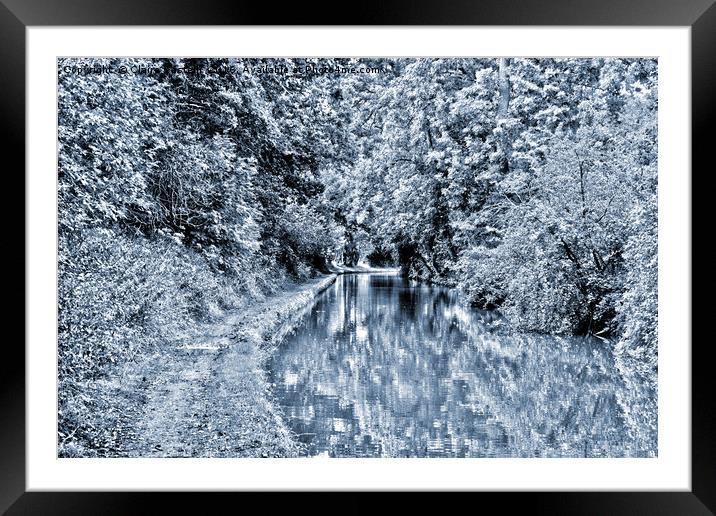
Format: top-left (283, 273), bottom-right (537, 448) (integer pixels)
top-left (57, 57), bottom-right (658, 455)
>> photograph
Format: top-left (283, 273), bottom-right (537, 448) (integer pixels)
top-left (57, 56), bottom-right (658, 459)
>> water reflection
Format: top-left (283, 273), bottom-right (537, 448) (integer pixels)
top-left (268, 274), bottom-right (656, 458)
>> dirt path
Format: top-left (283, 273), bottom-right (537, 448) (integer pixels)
top-left (112, 274), bottom-right (336, 457)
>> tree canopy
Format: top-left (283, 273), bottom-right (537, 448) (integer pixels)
top-left (58, 58), bottom-right (658, 452)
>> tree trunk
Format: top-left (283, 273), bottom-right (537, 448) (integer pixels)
top-left (498, 58), bottom-right (511, 118)
top-left (343, 225), bottom-right (359, 267)
top-left (497, 58), bottom-right (512, 174)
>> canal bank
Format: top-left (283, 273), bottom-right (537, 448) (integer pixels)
top-left (105, 274), bottom-right (337, 457)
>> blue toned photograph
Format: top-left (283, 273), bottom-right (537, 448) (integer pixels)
top-left (57, 58), bottom-right (657, 458)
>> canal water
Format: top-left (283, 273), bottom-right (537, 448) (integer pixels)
top-left (268, 273), bottom-right (655, 458)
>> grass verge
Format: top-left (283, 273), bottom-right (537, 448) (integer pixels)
top-left (59, 274), bottom-right (336, 458)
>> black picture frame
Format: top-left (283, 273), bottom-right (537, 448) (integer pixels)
top-left (4, 1), bottom-right (713, 513)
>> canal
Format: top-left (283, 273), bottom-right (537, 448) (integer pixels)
top-left (268, 273), bottom-right (655, 458)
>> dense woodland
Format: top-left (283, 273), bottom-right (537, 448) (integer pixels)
top-left (58, 58), bottom-right (657, 451)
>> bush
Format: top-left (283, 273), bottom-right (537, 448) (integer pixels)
top-left (57, 226), bottom-right (261, 455)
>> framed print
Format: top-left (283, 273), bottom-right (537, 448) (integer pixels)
top-left (6, 0), bottom-right (713, 513)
